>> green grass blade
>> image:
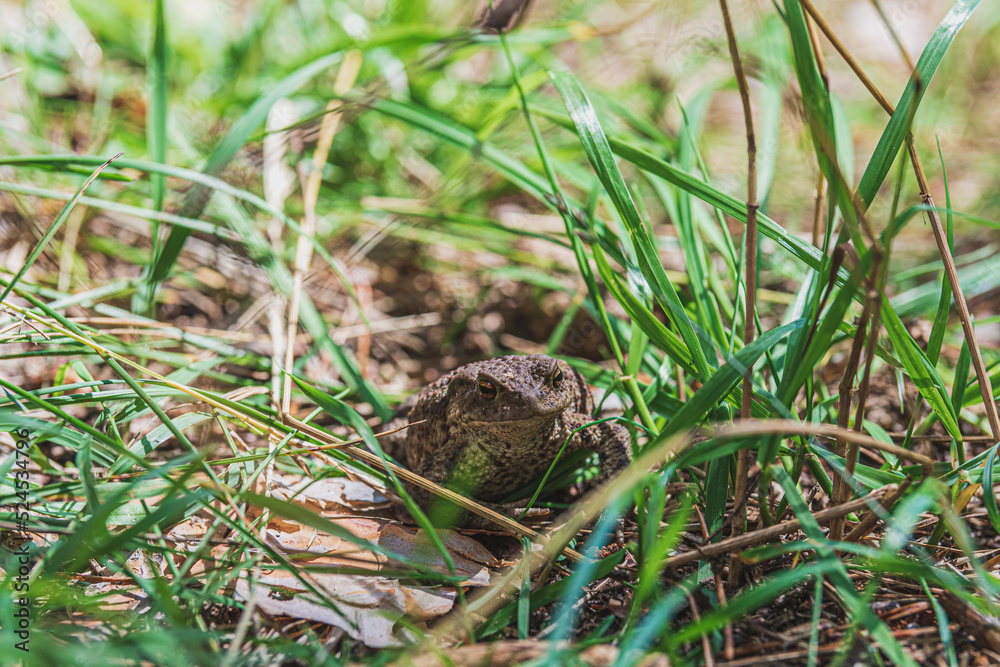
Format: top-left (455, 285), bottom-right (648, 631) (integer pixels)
top-left (133, 49), bottom-right (346, 312)
top-left (668, 561), bottom-right (828, 646)
top-left (922, 578), bottom-right (959, 667)
top-left (551, 71), bottom-right (714, 380)
top-left (0, 157), bottom-right (367, 318)
top-left (882, 304), bottom-right (961, 439)
top-left (592, 245), bottom-right (696, 376)
top-left (658, 319), bottom-right (807, 441)
top-left (927, 140), bottom-right (956, 366)
top-left (784, 0), bottom-right (860, 248)
top-left (531, 106), bottom-right (828, 273)
top-left (620, 574), bottom-right (698, 663)
top-left (476, 551), bottom-right (624, 639)
top-left (777, 257), bottom-right (867, 408)
top-left (518, 544), bottom-right (531, 639)
top-left (108, 412), bottom-right (213, 475)
top-left (631, 490), bottom-right (693, 622)
top-left (147, 0), bottom-right (167, 214)
top-left (673, 96), bottom-right (726, 350)
top-left (856, 0), bottom-right (982, 207)
top-left (982, 444), bottom-right (1000, 535)
top-left (0, 154), bottom-right (120, 305)
top-left (772, 465), bottom-right (920, 667)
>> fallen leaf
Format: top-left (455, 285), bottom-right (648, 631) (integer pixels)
top-left (235, 570), bottom-right (455, 648)
top-left (378, 524), bottom-right (496, 586)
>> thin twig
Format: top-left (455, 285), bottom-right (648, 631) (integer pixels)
top-left (663, 485), bottom-right (897, 569)
top-left (833, 242), bottom-right (886, 539)
top-left (696, 505), bottom-right (731, 661)
top-left (686, 588), bottom-right (716, 667)
top-left (847, 268), bottom-right (884, 453)
top-left (804, 9), bottom-right (829, 90)
top-left (829, 275), bottom-right (873, 541)
top-left (281, 51), bottom-right (364, 416)
top-left (843, 477), bottom-right (912, 543)
top-left (709, 419), bottom-right (936, 475)
top-left (719, 0), bottom-right (758, 590)
top-left (810, 171), bottom-right (827, 248)
top-left (869, 0), bottom-right (916, 71)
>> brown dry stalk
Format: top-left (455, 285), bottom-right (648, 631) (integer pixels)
top-left (797, 0), bottom-right (1000, 443)
top-left (696, 505), bottom-right (732, 660)
top-left (869, 0), bottom-right (917, 72)
top-left (849, 259), bottom-right (886, 456)
top-left (709, 419), bottom-right (935, 473)
top-left (662, 484), bottom-right (897, 569)
top-left (810, 171), bottom-right (827, 248)
top-left (804, 10), bottom-right (829, 89)
top-left (829, 276), bottom-right (874, 541)
top-left (687, 589), bottom-right (716, 667)
top-left (800, 1), bottom-right (999, 537)
top-left (718, 0), bottom-right (758, 590)
top-left (891, 433), bottom-right (995, 443)
top-left (269, 53), bottom-right (364, 551)
top-left (831, 246), bottom-right (886, 540)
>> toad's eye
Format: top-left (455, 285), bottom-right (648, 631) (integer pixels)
top-left (476, 378), bottom-right (498, 400)
top-left (551, 367), bottom-right (564, 389)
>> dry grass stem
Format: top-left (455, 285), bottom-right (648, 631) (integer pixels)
top-left (719, 0), bottom-right (758, 589)
top-left (663, 484), bottom-right (897, 569)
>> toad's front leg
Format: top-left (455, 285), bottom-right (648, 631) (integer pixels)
top-left (557, 411), bottom-right (633, 545)
top-left (558, 412), bottom-right (632, 481)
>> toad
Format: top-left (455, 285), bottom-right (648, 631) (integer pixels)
top-left (381, 354), bottom-right (632, 535)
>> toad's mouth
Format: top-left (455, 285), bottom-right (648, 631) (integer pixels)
top-left (464, 405), bottom-right (569, 424)
top-left (465, 415), bottom-right (556, 425)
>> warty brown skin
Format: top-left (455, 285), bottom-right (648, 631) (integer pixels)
top-left (381, 354), bottom-right (632, 532)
